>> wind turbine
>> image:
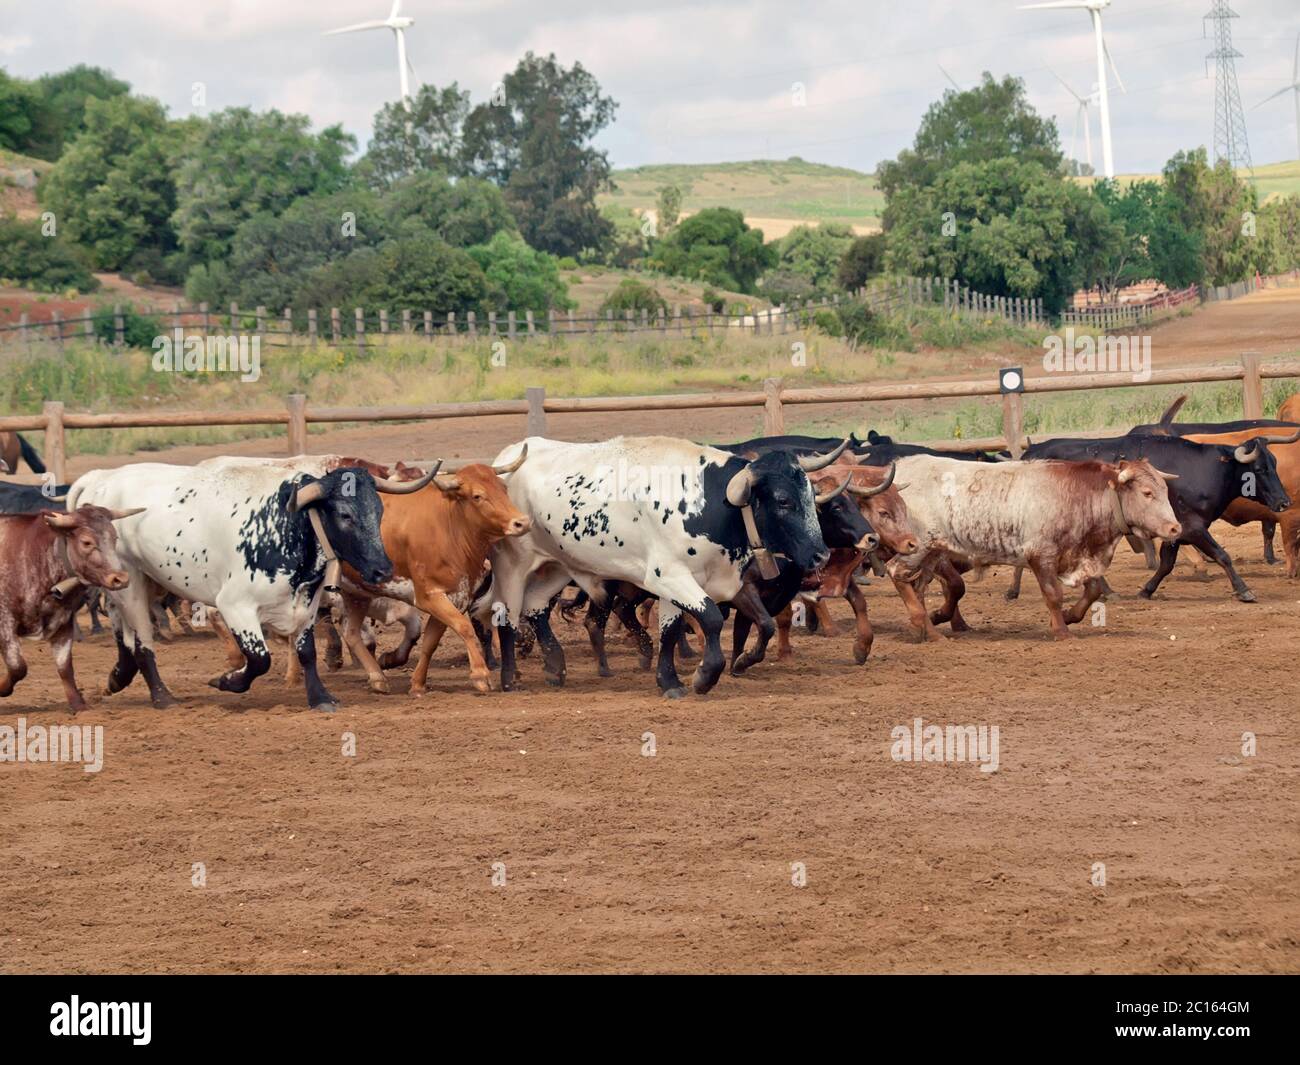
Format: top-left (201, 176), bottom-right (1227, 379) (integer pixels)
top-left (938, 63), bottom-right (963, 91)
top-left (324, 1), bottom-right (417, 112)
top-left (1254, 31), bottom-right (1300, 161)
top-left (1052, 70), bottom-right (1094, 173)
top-left (1021, 0), bottom-right (1126, 178)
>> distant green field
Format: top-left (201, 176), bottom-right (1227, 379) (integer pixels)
top-left (1077, 158), bottom-right (1300, 202)
top-left (601, 159), bottom-right (884, 233)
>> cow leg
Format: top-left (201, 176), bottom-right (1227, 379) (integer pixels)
top-left (294, 621), bottom-right (338, 712)
top-left (1262, 520), bottom-right (1278, 565)
top-left (582, 593), bottom-right (616, 677)
top-left (1028, 560), bottom-right (1071, 640)
top-left (844, 581), bottom-right (874, 664)
top-left (379, 607), bottom-right (423, 670)
top-left (730, 571), bottom-right (789, 675)
top-left (407, 619), bottom-right (447, 692)
top-left (0, 619), bottom-right (26, 697)
top-left (1281, 512), bottom-right (1300, 579)
top-left (810, 598), bottom-right (836, 637)
top-left (48, 621), bottom-right (87, 713)
top-left (1138, 540), bottom-right (1182, 600)
top-left (684, 601), bottom-right (726, 694)
top-left (206, 601), bottom-right (271, 695)
top-left (1135, 536), bottom-right (1159, 570)
top-left (106, 624), bottom-right (138, 694)
top-left (775, 604), bottom-right (794, 659)
top-left (284, 632), bottom-right (303, 685)
top-left (1185, 528), bottom-right (1255, 602)
top-left (931, 558), bottom-right (970, 632)
top-left (1005, 566), bottom-right (1024, 601)
top-left (521, 601), bottom-right (566, 686)
top-left (414, 587), bottom-right (498, 694)
top-left (207, 611), bottom-right (246, 671)
top-left (321, 615), bottom-right (346, 670)
top-left (893, 575), bottom-right (944, 642)
top-left (340, 595), bottom-right (390, 694)
top-left (110, 581), bottom-right (176, 708)
top-left (1064, 577), bottom-right (1106, 626)
top-left (655, 601), bottom-right (687, 698)
top-left (87, 589), bottom-right (106, 634)
top-left (611, 593), bottom-right (655, 670)
top-left (471, 616), bottom-right (498, 670)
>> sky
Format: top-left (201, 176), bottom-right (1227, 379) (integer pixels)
top-left (2, 0), bottom-right (1298, 174)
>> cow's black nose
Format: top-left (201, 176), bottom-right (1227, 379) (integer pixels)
top-left (812, 549), bottom-right (830, 569)
top-left (372, 566), bottom-right (393, 584)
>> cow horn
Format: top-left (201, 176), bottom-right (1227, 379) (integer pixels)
top-left (374, 460), bottom-right (441, 494)
top-left (43, 512), bottom-right (79, 529)
top-left (725, 465), bottom-right (755, 506)
top-left (1234, 443), bottom-right (1260, 464)
top-left (1116, 467), bottom-right (1135, 484)
top-left (1258, 427), bottom-right (1300, 445)
top-left (846, 462), bottom-right (897, 498)
top-left (492, 443), bottom-right (528, 475)
top-left (1154, 467), bottom-right (1180, 481)
top-left (432, 472), bottom-right (463, 493)
top-left (1156, 394), bottom-right (1187, 434)
top-left (291, 480), bottom-right (326, 512)
top-left (108, 507), bottom-right (146, 520)
top-left (0, 459), bottom-right (8, 473)
top-left (798, 437), bottom-right (850, 472)
top-left (814, 474), bottom-right (851, 506)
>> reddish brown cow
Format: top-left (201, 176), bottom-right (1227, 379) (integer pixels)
top-left (338, 453), bottom-right (532, 694)
top-left (0, 505), bottom-right (142, 712)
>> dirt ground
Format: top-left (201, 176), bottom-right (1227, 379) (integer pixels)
top-left (2, 518), bottom-right (1297, 975)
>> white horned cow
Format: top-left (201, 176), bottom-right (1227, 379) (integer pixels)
top-left (471, 435), bottom-right (842, 698)
top-left (67, 460), bottom-right (431, 711)
top-left (889, 455), bottom-right (1182, 640)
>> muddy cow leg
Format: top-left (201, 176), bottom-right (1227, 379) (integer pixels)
top-left (1262, 520), bottom-right (1278, 565)
top-left (1064, 577), bottom-right (1106, 626)
top-left (1028, 559), bottom-right (1071, 640)
top-left (611, 593), bottom-right (655, 670)
top-left (295, 621), bottom-right (338, 712)
top-left (1004, 566), bottom-right (1024, 602)
top-left (1187, 527), bottom-right (1256, 602)
top-left (655, 602), bottom-right (687, 699)
top-left (774, 604), bottom-right (795, 660)
top-left (0, 617), bottom-right (27, 697)
top-left (583, 593), bottom-right (615, 677)
top-left (685, 600), bottom-right (727, 695)
top-left (1138, 539), bottom-right (1182, 600)
top-left (844, 581), bottom-right (874, 664)
top-left (49, 620), bottom-right (88, 713)
top-left (931, 558), bottom-right (970, 632)
top-left (526, 603), bottom-right (567, 687)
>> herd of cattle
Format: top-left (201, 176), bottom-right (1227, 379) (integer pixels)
top-left (1, 390), bottom-right (1298, 713)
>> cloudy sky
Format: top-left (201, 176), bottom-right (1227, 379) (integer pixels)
top-left (2, 0), bottom-right (1298, 173)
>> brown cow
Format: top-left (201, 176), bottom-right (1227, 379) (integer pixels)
top-left (338, 452), bottom-right (532, 694)
top-left (1184, 421), bottom-right (1300, 577)
top-left (0, 505), bottom-right (142, 712)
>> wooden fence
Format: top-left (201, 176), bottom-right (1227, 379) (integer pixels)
top-left (3, 351), bottom-right (1296, 484)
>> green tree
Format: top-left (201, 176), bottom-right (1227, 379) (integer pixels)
top-left (768, 222), bottom-right (855, 293)
top-left (363, 83), bottom-right (471, 188)
top-left (172, 107), bottom-right (354, 264)
top-left (656, 184), bottom-right (682, 233)
top-left (647, 207), bottom-right (775, 293)
top-left (0, 215), bottom-right (99, 292)
top-left (837, 232), bottom-right (887, 290)
top-left (461, 52), bottom-right (617, 256)
top-left (0, 69), bottom-right (40, 151)
top-left (877, 73), bottom-right (1063, 206)
top-left (467, 231), bottom-right (570, 312)
top-left (381, 171), bottom-right (516, 247)
top-left (27, 65), bottom-right (130, 160)
top-left (1161, 147), bottom-right (1256, 286)
top-left (39, 94), bottom-right (184, 270)
top-left (598, 278), bottom-right (667, 318)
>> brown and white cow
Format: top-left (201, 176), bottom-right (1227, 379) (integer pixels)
top-left (890, 455), bottom-right (1181, 640)
top-left (337, 452), bottom-right (532, 694)
top-left (0, 505), bottom-right (142, 712)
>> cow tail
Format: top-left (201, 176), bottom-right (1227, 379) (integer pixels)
top-left (558, 588), bottom-right (589, 622)
top-left (18, 434), bottom-right (46, 474)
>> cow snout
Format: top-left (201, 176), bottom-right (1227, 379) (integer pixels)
top-left (1163, 521), bottom-right (1182, 541)
top-left (369, 563), bottom-right (394, 585)
top-left (856, 531), bottom-right (879, 552)
top-left (811, 548), bottom-right (830, 570)
top-left (507, 515), bottom-right (532, 536)
top-left (897, 536), bottom-right (919, 555)
top-left (104, 571), bottom-right (130, 591)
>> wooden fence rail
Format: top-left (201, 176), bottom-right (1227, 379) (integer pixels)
top-left (4, 352), bottom-right (1297, 483)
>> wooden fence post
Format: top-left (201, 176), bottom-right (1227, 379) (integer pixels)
top-left (1240, 351), bottom-right (1264, 419)
top-left (425, 310), bottom-right (434, 337)
top-left (113, 304), bottom-right (124, 349)
top-left (52, 309), bottom-right (64, 351)
top-left (355, 308), bottom-right (365, 356)
top-left (200, 302), bottom-right (210, 342)
top-left (255, 306), bottom-right (266, 340)
top-left (508, 310), bottom-right (517, 339)
top-left (43, 401), bottom-right (66, 484)
top-left (526, 386), bottom-right (547, 436)
top-left (1002, 390), bottom-right (1025, 458)
top-left (331, 307), bottom-right (341, 343)
top-left (763, 378), bottom-right (786, 435)
top-left (467, 311), bottom-right (477, 337)
top-left (285, 393), bottom-right (307, 456)
top-left (379, 308), bottom-right (389, 336)
top-left (308, 308), bottom-right (318, 344)
top-left (526, 310), bottom-right (536, 337)
top-left (402, 308), bottom-right (412, 335)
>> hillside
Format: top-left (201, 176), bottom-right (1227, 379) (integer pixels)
top-left (0, 147), bottom-right (51, 220)
top-left (601, 159), bottom-right (884, 238)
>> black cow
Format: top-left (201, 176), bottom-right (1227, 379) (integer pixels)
top-left (719, 429), bottom-right (996, 464)
top-left (0, 482), bottom-right (70, 514)
top-left (1008, 433), bottom-right (1291, 602)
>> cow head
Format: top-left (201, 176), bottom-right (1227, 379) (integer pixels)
top-left (289, 467), bottom-right (411, 586)
top-left (1228, 429), bottom-right (1299, 512)
top-left (809, 471), bottom-right (876, 551)
top-left (43, 505), bottom-right (140, 596)
top-left (843, 463), bottom-right (921, 556)
top-left (428, 447), bottom-right (532, 542)
top-left (1110, 460), bottom-right (1182, 541)
top-left (725, 446), bottom-right (837, 572)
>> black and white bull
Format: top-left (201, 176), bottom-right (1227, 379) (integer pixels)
top-left (67, 462), bottom-right (408, 711)
top-left (1007, 432), bottom-right (1293, 602)
top-left (470, 435), bottom-right (838, 698)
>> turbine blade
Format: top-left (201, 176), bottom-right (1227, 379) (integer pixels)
top-left (390, 0), bottom-right (403, 18)
top-left (1104, 41), bottom-right (1125, 94)
top-left (1049, 67), bottom-right (1085, 102)
top-left (1019, 1), bottom-right (1092, 9)
top-left (323, 20), bottom-right (389, 35)
top-left (1254, 84), bottom-right (1299, 108)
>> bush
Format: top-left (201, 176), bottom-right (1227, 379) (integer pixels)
top-left (467, 231), bottom-right (571, 313)
top-left (758, 269), bottom-right (817, 305)
top-left (0, 215), bottom-right (99, 292)
top-left (646, 207), bottom-right (774, 293)
top-left (837, 233), bottom-right (887, 291)
top-left (91, 303), bottom-right (161, 348)
top-left (599, 278), bottom-right (668, 319)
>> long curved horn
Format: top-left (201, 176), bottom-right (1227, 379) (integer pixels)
top-left (725, 465), bottom-right (755, 506)
top-left (1257, 427), bottom-right (1300, 445)
top-left (814, 474), bottom-right (851, 506)
top-left (846, 462), bottom-right (897, 498)
top-left (1234, 443), bottom-right (1260, 464)
top-left (798, 437), bottom-right (850, 472)
top-left (1153, 467), bottom-right (1179, 482)
top-left (492, 443), bottom-right (528, 475)
top-left (291, 480), bottom-right (326, 512)
top-left (374, 460), bottom-right (441, 494)
top-left (1156, 394), bottom-right (1187, 433)
top-left (43, 512), bottom-right (79, 528)
top-left (108, 507), bottom-right (146, 520)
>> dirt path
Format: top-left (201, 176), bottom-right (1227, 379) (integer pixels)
top-left (2, 524), bottom-right (1297, 974)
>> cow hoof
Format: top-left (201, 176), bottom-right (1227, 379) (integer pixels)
top-left (312, 701), bottom-right (339, 713)
top-left (324, 657), bottom-right (344, 672)
top-left (1004, 591), bottom-right (1020, 602)
top-left (598, 665), bottom-right (614, 678)
top-left (853, 645), bottom-right (871, 665)
top-left (1053, 632), bottom-right (1073, 642)
top-left (1236, 589), bottom-right (1257, 603)
top-left (1137, 588), bottom-right (1155, 600)
top-left (544, 673), bottom-right (565, 687)
top-left (408, 683), bottom-right (427, 697)
top-left (661, 686), bottom-right (688, 700)
top-left (730, 655), bottom-right (753, 676)
top-left (152, 693), bottom-right (177, 709)
top-left (367, 675), bottom-right (390, 695)
top-left (637, 656), bottom-right (652, 671)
